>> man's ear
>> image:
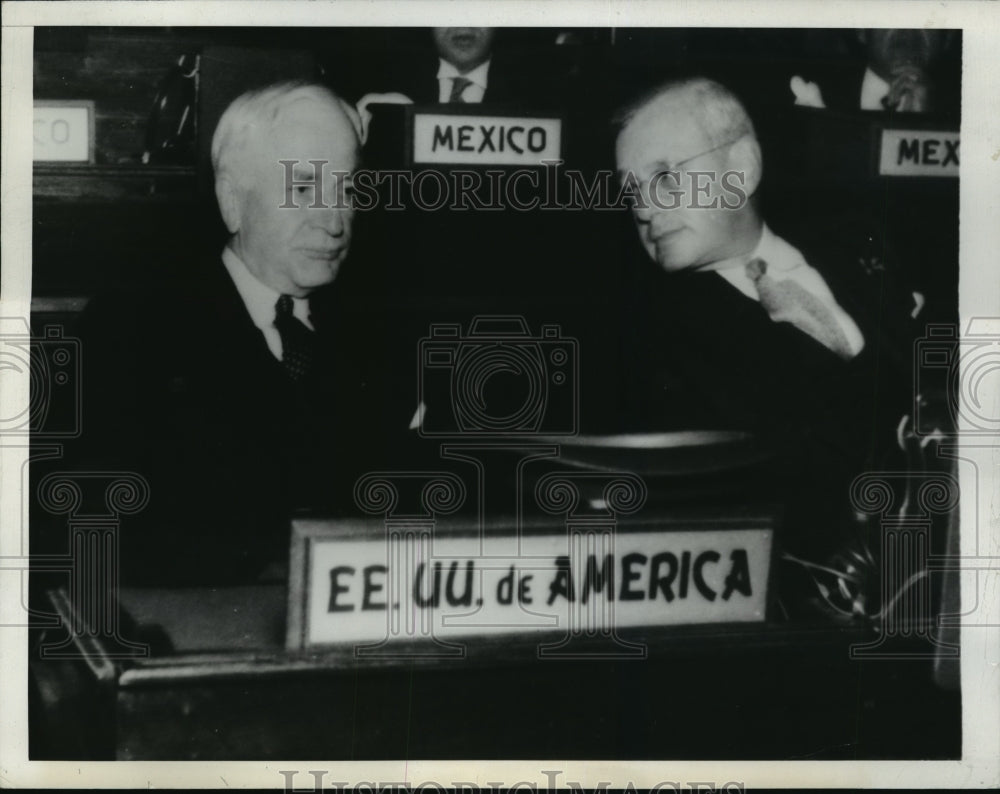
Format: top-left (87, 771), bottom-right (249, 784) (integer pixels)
top-left (215, 174), bottom-right (242, 234)
top-left (728, 137), bottom-right (763, 199)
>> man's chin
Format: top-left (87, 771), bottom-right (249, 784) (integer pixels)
top-left (650, 250), bottom-right (692, 274)
top-left (296, 260), bottom-right (344, 291)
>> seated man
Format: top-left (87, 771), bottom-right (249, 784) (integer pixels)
top-left (612, 77), bottom-right (916, 562)
top-left (60, 82), bottom-right (406, 585)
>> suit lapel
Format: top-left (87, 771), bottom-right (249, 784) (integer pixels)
top-left (210, 258), bottom-right (284, 372)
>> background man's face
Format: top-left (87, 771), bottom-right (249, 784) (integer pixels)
top-left (433, 27), bottom-right (496, 73)
top-left (616, 95), bottom-right (749, 273)
top-left (233, 98), bottom-right (358, 297)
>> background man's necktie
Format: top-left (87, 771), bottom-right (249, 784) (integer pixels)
top-left (273, 294), bottom-right (316, 380)
top-left (745, 257), bottom-right (854, 360)
top-left (449, 76), bottom-right (473, 103)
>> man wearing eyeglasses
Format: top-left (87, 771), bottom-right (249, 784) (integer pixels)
top-left (612, 77), bottom-right (915, 563)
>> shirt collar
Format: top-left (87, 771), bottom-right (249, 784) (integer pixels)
top-left (750, 224), bottom-right (805, 273)
top-left (437, 57), bottom-right (491, 90)
top-left (221, 247), bottom-right (311, 330)
top-left (697, 224), bottom-right (804, 275)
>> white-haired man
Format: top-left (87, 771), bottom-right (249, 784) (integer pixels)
top-left (211, 81), bottom-right (361, 372)
top-left (69, 82), bottom-right (394, 585)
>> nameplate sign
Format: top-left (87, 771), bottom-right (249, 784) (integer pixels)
top-left (287, 518), bottom-right (772, 650)
top-left (412, 112), bottom-right (562, 166)
top-left (879, 129), bottom-right (959, 177)
top-left (33, 101), bottom-right (95, 163)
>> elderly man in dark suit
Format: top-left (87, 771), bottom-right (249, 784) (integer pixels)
top-left (612, 77), bottom-right (915, 563)
top-left (67, 82), bottom-right (403, 585)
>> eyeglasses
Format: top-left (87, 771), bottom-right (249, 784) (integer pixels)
top-left (624, 132), bottom-right (750, 189)
top-left (662, 133), bottom-right (748, 174)
top-left (623, 132), bottom-right (750, 206)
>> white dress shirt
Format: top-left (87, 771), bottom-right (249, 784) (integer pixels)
top-left (710, 225), bottom-right (866, 357)
top-left (222, 247), bottom-right (314, 361)
top-left (859, 67), bottom-right (892, 110)
top-left (437, 58), bottom-right (490, 103)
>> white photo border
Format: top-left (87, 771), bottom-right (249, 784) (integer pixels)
top-left (2, 0), bottom-right (997, 788)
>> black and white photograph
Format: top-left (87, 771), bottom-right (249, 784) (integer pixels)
top-left (1, 1), bottom-right (998, 789)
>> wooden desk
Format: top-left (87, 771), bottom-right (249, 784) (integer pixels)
top-left (29, 583), bottom-right (959, 761)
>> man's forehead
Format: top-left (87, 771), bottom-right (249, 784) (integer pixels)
top-left (257, 100), bottom-right (358, 163)
top-left (618, 94), bottom-right (709, 163)
top-left (272, 97), bottom-right (354, 135)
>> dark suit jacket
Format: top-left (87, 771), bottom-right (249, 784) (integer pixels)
top-left (61, 256), bottom-right (413, 585)
top-left (610, 233), bottom-right (915, 558)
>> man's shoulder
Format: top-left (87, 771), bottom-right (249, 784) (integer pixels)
top-left (776, 223), bottom-right (918, 360)
top-left (485, 50), bottom-right (565, 108)
top-left (774, 221), bottom-right (898, 290)
top-left (76, 254), bottom-right (248, 351)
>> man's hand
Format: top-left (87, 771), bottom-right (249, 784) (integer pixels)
top-left (882, 65), bottom-right (929, 113)
top-left (356, 92), bottom-right (414, 143)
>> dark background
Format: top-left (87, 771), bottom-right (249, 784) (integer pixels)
top-left (32, 27), bottom-right (960, 316)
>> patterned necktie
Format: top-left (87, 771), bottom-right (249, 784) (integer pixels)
top-left (449, 76), bottom-right (473, 103)
top-left (745, 257), bottom-right (854, 360)
top-left (273, 294), bottom-right (316, 380)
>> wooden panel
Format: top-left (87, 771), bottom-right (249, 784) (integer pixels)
top-left (33, 164), bottom-right (197, 202)
top-left (32, 196), bottom-right (226, 296)
top-left (34, 30), bottom-right (204, 165)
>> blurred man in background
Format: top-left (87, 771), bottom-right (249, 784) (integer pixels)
top-left (61, 82), bottom-right (403, 584)
top-left (790, 28), bottom-right (960, 114)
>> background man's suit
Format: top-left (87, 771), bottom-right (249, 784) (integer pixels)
top-left (364, 49), bottom-right (566, 108)
top-left (607, 233), bottom-right (915, 559)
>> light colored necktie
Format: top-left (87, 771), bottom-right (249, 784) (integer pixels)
top-left (745, 257), bottom-right (854, 360)
top-left (449, 76), bottom-right (473, 103)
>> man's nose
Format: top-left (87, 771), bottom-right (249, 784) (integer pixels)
top-left (634, 192), bottom-right (674, 226)
top-left (633, 184), bottom-right (656, 224)
top-left (633, 199), bottom-right (653, 224)
top-left (313, 204), bottom-right (348, 237)
top-left (632, 179), bottom-right (673, 224)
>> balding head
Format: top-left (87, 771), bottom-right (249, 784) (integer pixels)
top-left (614, 77), bottom-right (764, 273)
top-left (212, 82), bottom-right (362, 297)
